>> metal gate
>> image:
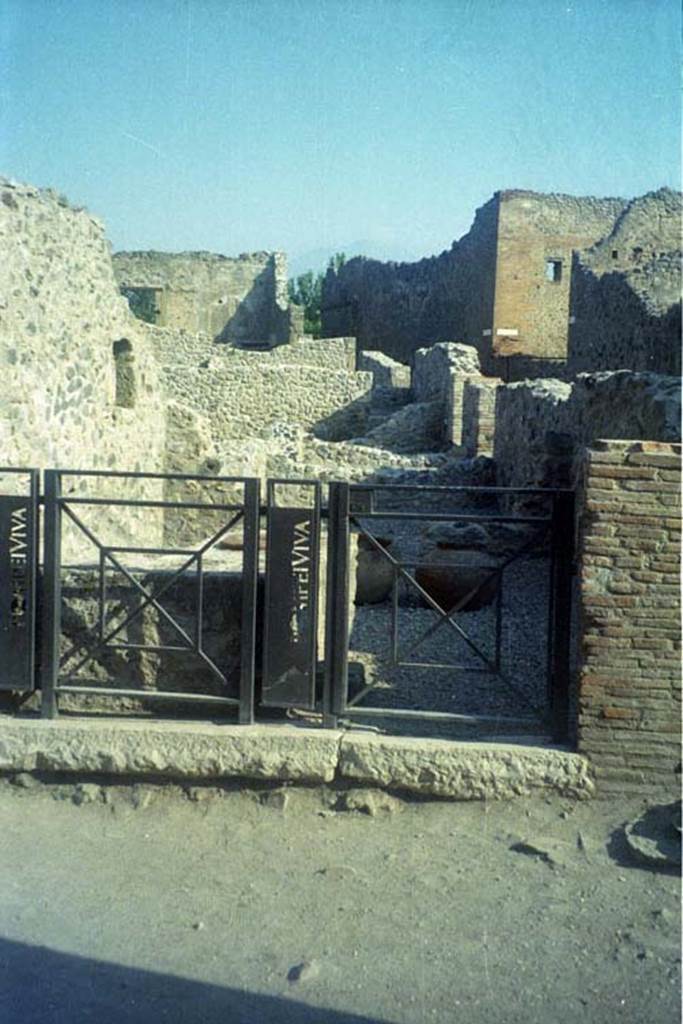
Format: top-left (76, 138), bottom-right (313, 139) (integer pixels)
top-left (40, 469), bottom-right (259, 722)
top-left (0, 470), bottom-right (576, 739)
top-left (323, 481), bottom-right (574, 741)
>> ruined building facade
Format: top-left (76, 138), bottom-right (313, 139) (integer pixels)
top-left (113, 249), bottom-right (302, 346)
top-left (321, 188), bottom-right (681, 380)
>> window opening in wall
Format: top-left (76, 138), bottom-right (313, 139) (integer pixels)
top-left (611, 250), bottom-right (619, 260)
top-left (545, 259), bottom-right (562, 283)
top-left (113, 339), bottom-right (136, 408)
top-left (120, 287), bottom-right (162, 325)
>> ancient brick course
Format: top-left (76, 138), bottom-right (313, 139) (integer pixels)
top-left (576, 440), bottom-right (681, 794)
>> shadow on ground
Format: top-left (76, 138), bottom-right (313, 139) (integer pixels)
top-left (0, 937), bottom-right (390, 1024)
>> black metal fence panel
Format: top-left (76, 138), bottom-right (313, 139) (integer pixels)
top-left (0, 470), bottom-right (38, 692)
top-left (261, 482), bottom-right (321, 709)
top-left (39, 469), bottom-right (260, 723)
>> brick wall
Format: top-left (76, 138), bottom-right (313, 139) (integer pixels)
top-left (576, 440), bottom-right (681, 794)
top-left (492, 191), bottom-right (625, 362)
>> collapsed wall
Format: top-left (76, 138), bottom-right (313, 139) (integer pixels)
top-left (321, 196), bottom-right (499, 366)
top-left (0, 178), bottom-right (167, 552)
top-left (153, 335), bottom-right (372, 446)
top-left (113, 249), bottom-right (296, 345)
top-left (493, 372), bottom-right (681, 492)
top-left (568, 189), bottom-right (682, 376)
top-left (322, 187), bottom-right (681, 381)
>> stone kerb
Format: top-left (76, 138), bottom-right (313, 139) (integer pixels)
top-left (575, 439), bottom-right (681, 795)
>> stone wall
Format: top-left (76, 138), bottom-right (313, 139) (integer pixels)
top-left (0, 178), bottom-right (167, 554)
top-left (143, 327), bottom-right (357, 374)
top-left (460, 377), bottom-right (501, 457)
top-left (357, 351), bottom-right (411, 389)
top-left (322, 187), bottom-right (680, 379)
top-left (567, 189), bottom-right (682, 377)
top-left (321, 196), bottom-right (499, 366)
top-left (113, 250), bottom-right (292, 345)
top-left (494, 372), bottom-right (681, 493)
top-left (575, 440), bottom-right (681, 794)
top-left (412, 342), bottom-right (481, 404)
top-left (161, 359), bottom-right (374, 446)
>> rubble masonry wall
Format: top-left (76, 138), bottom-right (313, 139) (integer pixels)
top-left (0, 178), bottom-right (167, 553)
top-left (493, 373), bottom-right (681, 491)
top-left (113, 250), bottom-right (290, 345)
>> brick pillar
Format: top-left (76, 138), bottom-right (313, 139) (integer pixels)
top-left (576, 440), bottom-right (681, 795)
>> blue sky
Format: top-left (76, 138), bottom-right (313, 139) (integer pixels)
top-left (1, 0), bottom-right (680, 271)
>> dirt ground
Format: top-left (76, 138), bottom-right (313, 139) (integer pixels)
top-left (0, 777), bottom-right (679, 1024)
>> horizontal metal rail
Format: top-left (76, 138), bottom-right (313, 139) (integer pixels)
top-left (51, 468), bottom-right (254, 484)
top-left (348, 511), bottom-right (551, 524)
top-left (349, 483), bottom-right (572, 495)
top-left (56, 497), bottom-right (245, 512)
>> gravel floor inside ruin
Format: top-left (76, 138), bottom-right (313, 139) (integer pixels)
top-left (348, 554), bottom-right (552, 724)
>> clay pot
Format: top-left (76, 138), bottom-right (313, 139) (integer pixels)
top-left (415, 543), bottom-right (499, 612)
top-left (355, 535), bottom-right (394, 605)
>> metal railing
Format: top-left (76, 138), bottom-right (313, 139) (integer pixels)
top-left (0, 468), bottom-right (576, 741)
top-left (40, 468), bottom-right (260, 723)
top-left (323, 481), bottom-right (574, 741)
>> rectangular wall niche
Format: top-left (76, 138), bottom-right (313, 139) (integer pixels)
top-left (545, 259), bottom-right (563, 283)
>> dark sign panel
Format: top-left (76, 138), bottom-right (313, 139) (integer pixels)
top-left (262, 506), bottom-right (319, 708)
top-left (0, 495), bottom-right (36, 691)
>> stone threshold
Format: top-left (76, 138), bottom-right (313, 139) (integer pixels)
top-left (0, 716), bottom-right (594, 801)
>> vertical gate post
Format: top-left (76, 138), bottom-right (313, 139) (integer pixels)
top-left (238, 477), bottom-right (260, 725)
top-left (323, 482), bottom-right (350, 727)
top-left (41, 470), bottom-right (62, 718)
top-left (550, 490), bottom-right (575, 742)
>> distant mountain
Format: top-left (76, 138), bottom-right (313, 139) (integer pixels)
top-left (287, 240), bottom-right (426, 278)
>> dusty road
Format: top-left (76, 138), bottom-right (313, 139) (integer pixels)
top-left (0, 777), bottom-right (679, 1024)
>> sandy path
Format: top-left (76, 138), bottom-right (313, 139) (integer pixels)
top-left (0, 779), bottom-right (679, 1024)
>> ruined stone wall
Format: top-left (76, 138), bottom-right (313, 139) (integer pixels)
top-left (493, 372), bottom-right (681, 493)
top-left (575, 440), bottom-right (681, 794)
top-left (0, 178), bottom-right (166, 553)
top-left (322, 188), bottom-right (680, 379)
top-left (161, 360), bottom-right (374, 446)
top-left (412, 342), bottom-right (481, 404)
top-left (460, 378), bottom-right (501, 457)
top-left (321, 196), bottom-right (499, 366)
top-left (143, 327), bottom-right (356, 374)
top-left (491, 191), bottom-right (625, 362)
top-left (113, 250), bottom-right (290, 345)
top-left (357, 351), bottom-right (411, 389)
top-left (567, 189), bottom-right (682, 376)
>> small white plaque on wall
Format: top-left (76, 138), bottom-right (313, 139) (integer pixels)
top-left (496, 328), bottom-right (519, 337)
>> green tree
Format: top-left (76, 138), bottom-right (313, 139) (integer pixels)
top-left (287, 253), bottom-right (346, 337)
top-left (327, 251), bottom-right (346, 274)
